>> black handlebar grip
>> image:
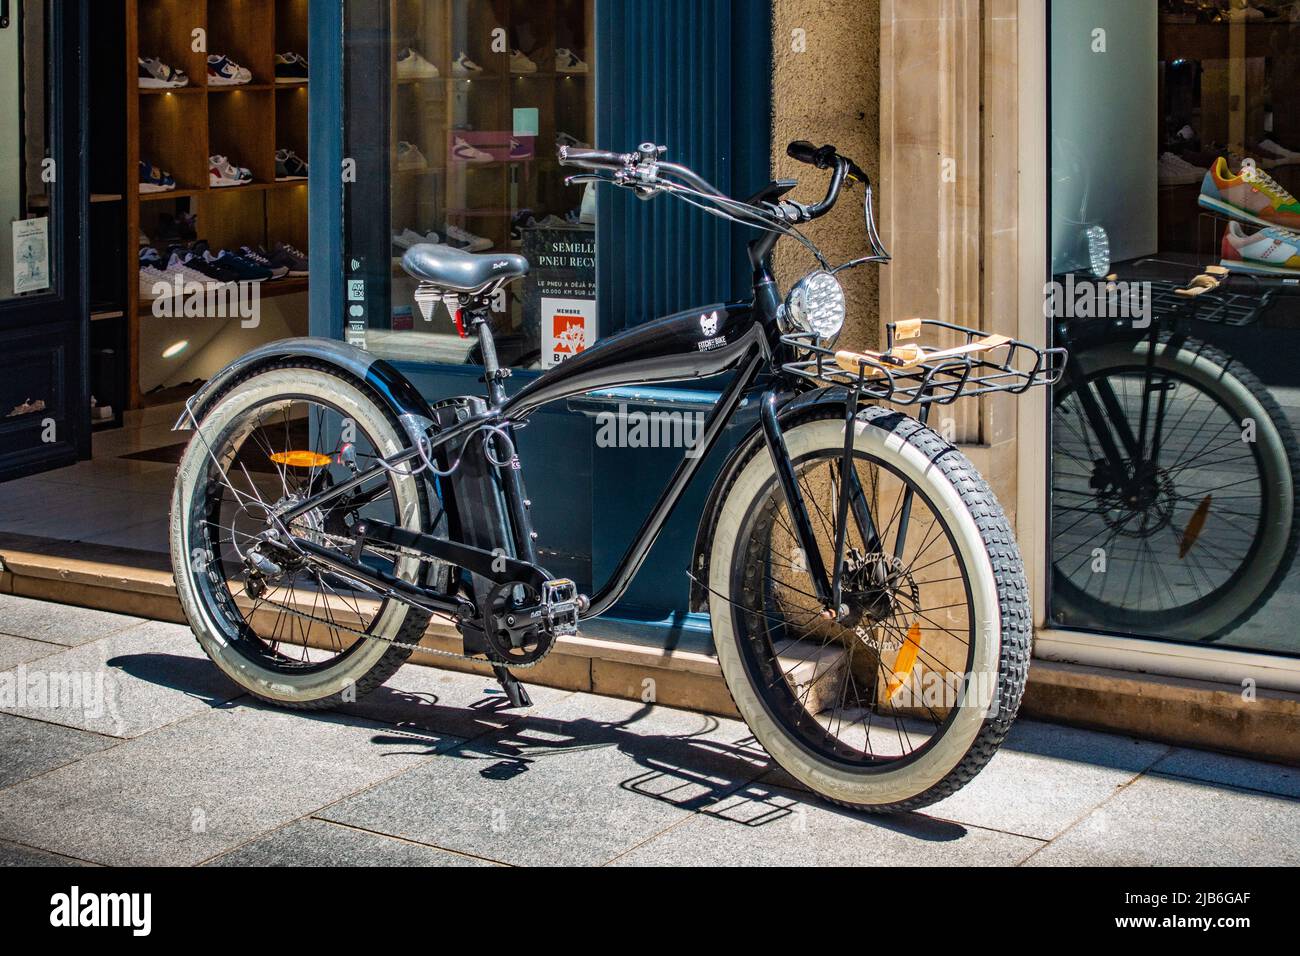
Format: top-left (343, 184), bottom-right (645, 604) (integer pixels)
top-left (787, 140), bottom-right (838, 170)
top-left (557, 145), bottom-right (629, 169)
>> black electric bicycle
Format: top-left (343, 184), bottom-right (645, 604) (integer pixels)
top-left (170, 140), bottom-right (1062, 812)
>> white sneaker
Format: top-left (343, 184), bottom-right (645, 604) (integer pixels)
top-left (444, 223), bottom-right (492, 252)
top-left (209, 155), bottom-right (252, 187)
top-left (396, 47), bottom-right (440, 80)
top-left (1158, 151), bottom-right (1206, 186)
top-left (555, 48), bottom-right (588, 73)
top-left (451, 136), bottom-right (493, 163)
top-left (509, 49), bottom-right (537, 74)
top-left (397, 141), bottom-right (429, 171)
top-left (452, 52), bottom-right (483, 76)
top-left (392, 228), bottom-right (433, 250)
top-left (1259, 138), bottom-right (1300, 166)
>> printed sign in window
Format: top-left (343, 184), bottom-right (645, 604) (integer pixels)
top-left (542, 297), bottom-right (595, 368)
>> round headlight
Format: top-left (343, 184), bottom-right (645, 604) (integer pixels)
top-left (785, 271), bottom-right (846, 339)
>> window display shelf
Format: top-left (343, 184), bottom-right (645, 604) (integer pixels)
top-left (125, 0), bottom-right (310, 408)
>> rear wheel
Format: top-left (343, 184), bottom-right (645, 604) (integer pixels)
top-left (170, 363), bottom-right (438, 709)
top-left (708, 405), bottom-right (1029, 812)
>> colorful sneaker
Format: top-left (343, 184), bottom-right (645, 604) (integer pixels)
top-left (1220, 221), bottom-right (1300, 276)
top-left (397, 140), bottom-right (429, 171)
top-left (396, 47), bottom-right (440, 80)
top-left (509, 49), bottom-right (537, 74)
top-left (238, 245), bottom-right (290, 279)
top-left (509, 137), bottom-right (534, 160)
top-left (275, 148), bottom-right (309, 180)
top-left (1199, 156), bottom-right (1300, 229)
top-left (272, 241), bottom-right (309, 277)
top-left (452, 51), bottom-right (483, 76)
top-left (207, 54), bottom-right (252, 86)
top-left (555, 48), bottom-right (588, 73)
top-left (138, 57), bottom-right (188, 89)
top-left (210, 155), bottom-right (252, 187)
top-left (444, 223), bottom-right (492, 252)
top-left (274, 52), bottom-right (309, 84)
top-left (138, 160), bottom-right (176, 193)
top-left (451, 136), bottom-right (492, 163)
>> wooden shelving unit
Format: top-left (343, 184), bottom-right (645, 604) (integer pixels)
top-left (125, 0), bottom-right (310, 408)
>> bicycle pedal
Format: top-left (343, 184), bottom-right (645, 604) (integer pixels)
top-left (541, 578), bottom-right (582, 637)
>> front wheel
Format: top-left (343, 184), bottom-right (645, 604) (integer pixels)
top-left (708, 405), bottom-right (1030, 812)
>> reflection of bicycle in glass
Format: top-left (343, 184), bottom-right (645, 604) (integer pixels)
top-left (1051, 264), bottom-right (1300, 639)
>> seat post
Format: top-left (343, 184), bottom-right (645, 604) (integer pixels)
top-left (469, 303), bottom-right (508, 406)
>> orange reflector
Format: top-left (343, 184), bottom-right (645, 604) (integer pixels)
top-left (885, 622), bottom-right (923, 700)
top-left (269, 450), bottom-right (332, 469)
top-left (1179, 495), bottom-right (1212, 559)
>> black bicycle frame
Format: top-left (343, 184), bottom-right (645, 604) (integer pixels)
top-left (274, 222), bottom-right (868, 633)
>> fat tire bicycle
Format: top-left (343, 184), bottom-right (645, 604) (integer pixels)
top-left (170, 139), bottom-right (1062, 812)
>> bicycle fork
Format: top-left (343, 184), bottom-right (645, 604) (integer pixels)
top-left (759, 389), bottom-right (895, 618)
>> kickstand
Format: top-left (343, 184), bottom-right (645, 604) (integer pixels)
top-left (492, 664), bottom-right (533, 708)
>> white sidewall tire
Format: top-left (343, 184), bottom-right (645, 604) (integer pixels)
top-left (1060, 339), bottom-right (1294, 637)
top-left (170, 367), bottom-right (425, 704)
top-left (708, 414), bottom-right (1003, 807)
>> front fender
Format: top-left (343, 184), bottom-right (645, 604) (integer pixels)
top-left (171, 336), bottom-right (437, 449)
top-left (688, 385), bottom-right (854, 612)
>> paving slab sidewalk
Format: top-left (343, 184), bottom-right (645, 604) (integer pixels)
top-left (0, 597), bottom-right (1297, 866)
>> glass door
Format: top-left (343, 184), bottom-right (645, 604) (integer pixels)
top-left (0, 0), bottom-right (87, 482)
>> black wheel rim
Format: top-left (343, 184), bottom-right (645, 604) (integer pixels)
top-left (729, 447), bottom-right (978, 772)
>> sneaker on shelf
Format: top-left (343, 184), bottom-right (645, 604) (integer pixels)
top-left (397, 140), bottom-right (430, 171)
top-left (210, 155), bottom-right (252, 187)
top-left (555, 48), bottom-right (589, 74)
top-left (394, 228), bottom-right (447, 251)
top-left (271, 241), bottom-right (310, 277)
top-left (207, 54), bottom-right (252, 86)
top-left (238, 246), bottom-right (290, 279)
top-left (211, 249), bottom-right (273, 281)
top-left (138, 57), bottom-right (188, 89)
top-left (274, 52), bottom-right (309, 84)
top-left (1158, 151), bottom-right (1206, 186)
top-left (396, 47), bottom-right (440, 80)
top-left (1220, 221), bottom-right (1300, 276)
top-left (444, 223), bottom-right (492, 252)
top-left (509, 137), bottom-right (534, 161)
top-left (138, 160), bottom-right (176, 193)
top-left (509, 49), bottom-right (537, 74)
top-left (452, 51), bottom-right (483, 76)
top-left (275, 148), bottom-right (309, 180)
top-left (183, 249), bottom-right (241, 283)
top-left (1200, 156), bottom-right (1300, 229)
top-left (164, 251), bottom-right (229, 289)
top-left (1258, 138), bottom-right (1300, 166)
top-left (451, 136), bottom-right (493, 163)
top-left (555, 131), bottom-right (591, 150)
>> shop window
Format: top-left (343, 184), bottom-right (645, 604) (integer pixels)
top-left (1049, 0), bottom-right (1300, 656)
top-left (345, 0), bottom-right (595, 370)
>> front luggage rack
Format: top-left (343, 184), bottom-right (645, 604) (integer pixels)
top-left (781, 319), bottom-right (1067, 407)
